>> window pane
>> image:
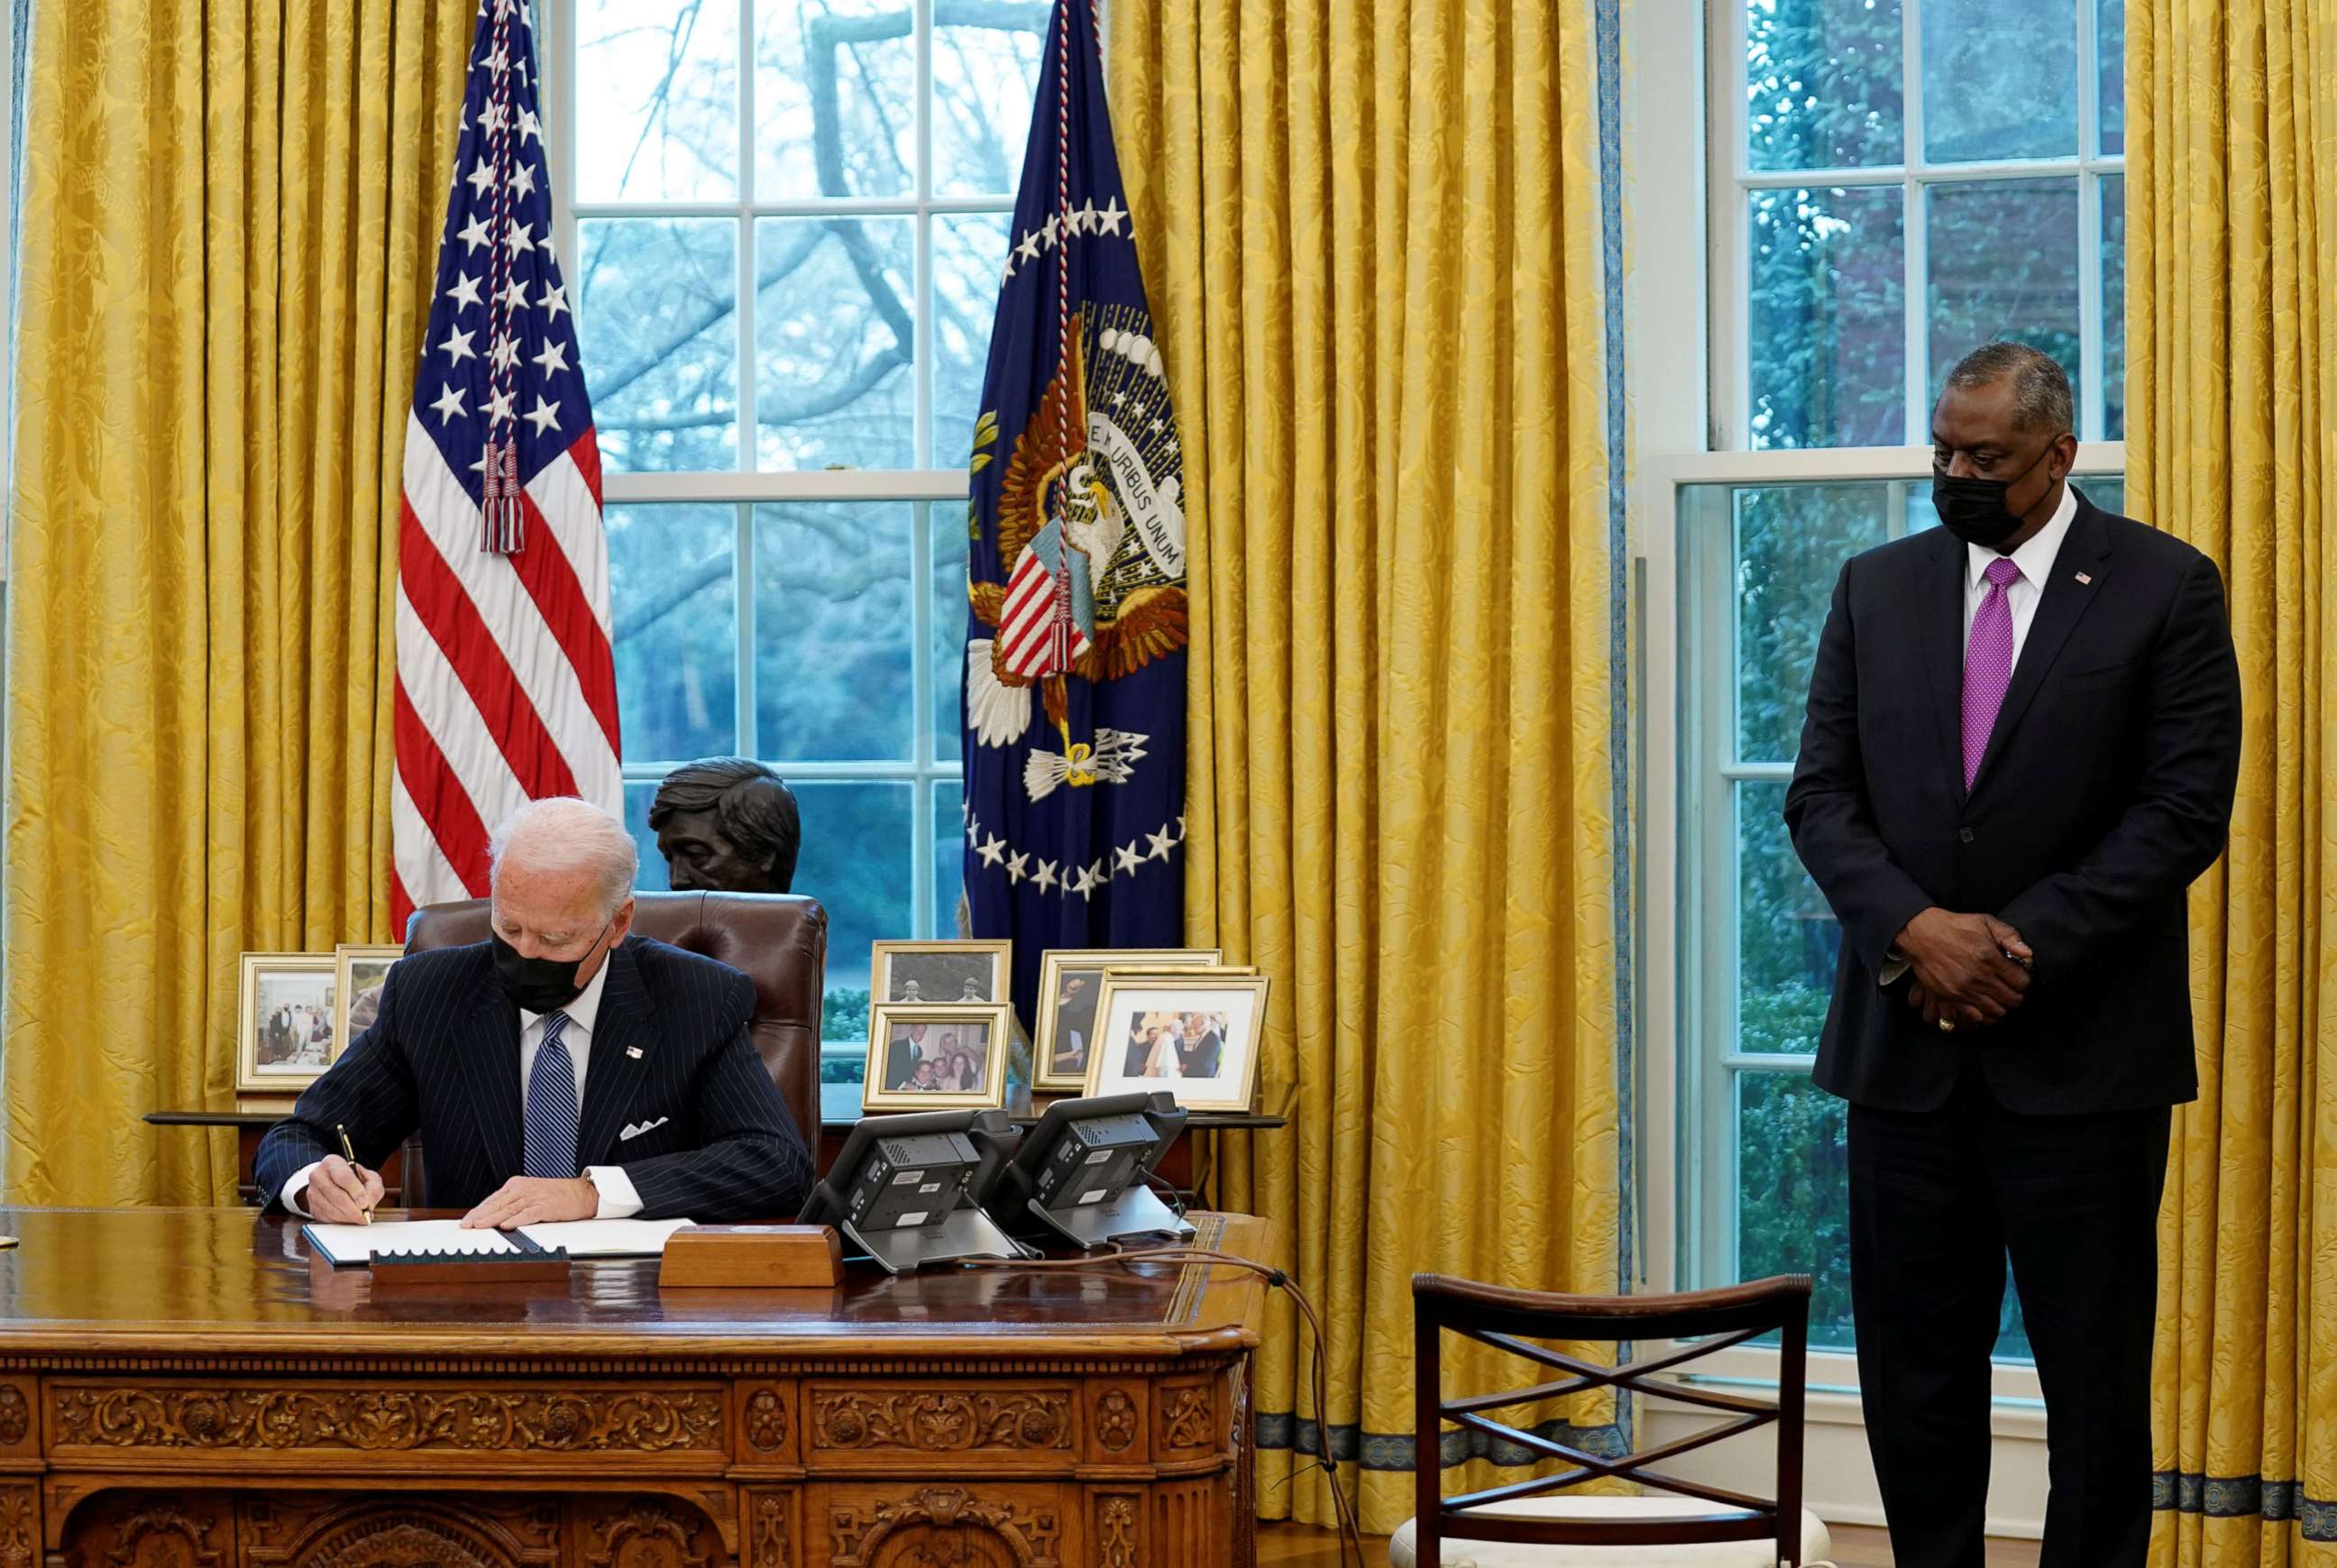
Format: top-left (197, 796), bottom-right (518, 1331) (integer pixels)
top-left (1736, 1071), bottom-right (1855, 1349)
top-left (2102, 173), bottom-right (2125, 439)
top-left (1731, 483), bottom-right (1892, 762)
top-left (2077, 473), bottom-right (2124, 517)
top-left (750, 502), bottom-right (914, 760)
top-left (791, 777), bottom-right (914, 1040)
top-left (933, 782), bottom-right (966, 936)
top-left (622, 780), bottom-right (674, 890)
top-left (933, 213), bottom-right (1013, 469)
top-left (1925, 179), bottom-right (2081, 411)
top-left (579, 218), bottom-right (739, 472)
top-left (1921, 0), bottom-right (2077, 162)
top-left (753, 216), bottom-right (914, 470)
top-left (574, 0), bottom-right (739, 202)
top-left (755, 0), bottom-right (914, 200)
top-left (607, 503), bottom-right (738, 761)
top-left (932, 502), bottom-right (969, 764)
top-left (1745, 0), bottom-right (1904, 171)
top-left (1748, 187), bottom-right (1906, 448)
top-left (1737, 780), bottom-right (1838, 1052)
top-left (933, 8), bottom-right (1046, 196)
top-left (2097, 0), bottom-right (2125, 155)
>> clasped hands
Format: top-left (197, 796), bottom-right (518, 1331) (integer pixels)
top-left (1895, 907), bottom-right (2034, 1032)
top-left (302, 1155), bottom-right (597, 1229)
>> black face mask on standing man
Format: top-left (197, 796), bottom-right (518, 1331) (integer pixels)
top-left (490, 915), bottom-right (614, 1013)
top-left (1931, 440), bottom-right (2060, 549)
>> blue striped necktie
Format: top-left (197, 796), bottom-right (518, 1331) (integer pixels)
top-left (522, 1010), bottom-right (579, 1179)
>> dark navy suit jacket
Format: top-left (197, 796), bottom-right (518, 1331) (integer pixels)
top-left (255, 937), bottom-right (813, 1220)
top-left (1783, 492), bottom-right (2242, 1114)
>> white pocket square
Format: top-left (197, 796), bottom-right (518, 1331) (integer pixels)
top-left (619, 1116), bottom-right (670, 1142)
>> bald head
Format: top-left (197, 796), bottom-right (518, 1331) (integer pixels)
top-left (488, 798), bottom-right (638, 968)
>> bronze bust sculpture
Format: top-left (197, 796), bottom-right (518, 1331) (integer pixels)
top-left (647, 757), bottom-right (802, 894)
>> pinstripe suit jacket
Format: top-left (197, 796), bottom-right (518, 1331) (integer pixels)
top-left (255, 938), bottom-right (814, 1221)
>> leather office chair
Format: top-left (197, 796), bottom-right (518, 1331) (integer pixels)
top-left (401, 891), bottom-right (829, 1198)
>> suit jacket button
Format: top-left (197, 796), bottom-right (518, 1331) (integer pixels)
top-left (1959, 828), bottom-right (1975, 843)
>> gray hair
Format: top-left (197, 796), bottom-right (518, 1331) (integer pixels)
top-left (1942, 341), bottom-right (2075, 435)
top-left (488, 797), bottom-right (638, 913)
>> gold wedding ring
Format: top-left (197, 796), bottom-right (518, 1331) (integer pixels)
top-left (1938, 1018), bottom-right (1956, 1033)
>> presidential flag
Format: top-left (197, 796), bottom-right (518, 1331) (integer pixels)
top-left (962, 0), bottom-right (1188, 1025)
top-left (392, 0), bottom-right (620, 931)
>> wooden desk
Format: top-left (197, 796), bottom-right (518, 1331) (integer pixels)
top-left (0, 1206), bottom-right (1269, 1566)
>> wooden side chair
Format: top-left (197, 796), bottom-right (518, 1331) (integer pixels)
top-left (1391, 1272), bottom-right (1833, 1567)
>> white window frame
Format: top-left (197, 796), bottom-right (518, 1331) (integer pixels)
top-left (1706, 0), bottom-right (2125, 451)
top-left (544, 0), bottom-right (997, 1023)
top-left (1627, 0), bottom-right (2126, 1534)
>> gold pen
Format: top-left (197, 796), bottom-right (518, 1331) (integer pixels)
top-left (335, 1123), bottom-right (373, 1225)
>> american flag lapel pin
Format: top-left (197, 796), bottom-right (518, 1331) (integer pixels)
top-left (2076, 572), bottom-right (2093, 584)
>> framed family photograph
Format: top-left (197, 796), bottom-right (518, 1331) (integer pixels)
top-left (1082, 968), bottom-right (1270, 1113)
top-left (867, 940), bottom-right (1013, 1022)
top-left (862, 1002), bottom-right (1014, 1112)
top-left (334, 943), bottom-right (404, 1046)
top-left (1032, 948), bottom-right (1223, 1093)
top-left (235, 953), bottom-right (341, 1095)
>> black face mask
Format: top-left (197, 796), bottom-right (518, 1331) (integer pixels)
top-left (490, 916), bottom-right (613, 1014)
top-left (1931, 441), bottom-right (2059, 548)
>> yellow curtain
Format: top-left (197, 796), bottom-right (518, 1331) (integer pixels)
top-left (1112, 0), bottom-right (1622, 1534)
top-left (6, 0), bottom-right (472, 1205)
top-left (2131, 0), bottom-right (2337, 1560)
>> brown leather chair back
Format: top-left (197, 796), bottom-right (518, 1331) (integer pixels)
top-left (404, 891), bottom-right (828, 1145)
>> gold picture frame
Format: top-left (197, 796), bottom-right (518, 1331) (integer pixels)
top-left (1031, 948), bottom-right (1223, 1092)
top-left (866, 940), bottom-right (1014, 1049)
top-left (234, 952), bottom-right (341, 1096)
top-left (862, 1002), bottom-right (1014, 1112)
top-left (1081, 967), bottom-right (1270, 1114)
top-left (333, 943), bottom-right (405, 1049)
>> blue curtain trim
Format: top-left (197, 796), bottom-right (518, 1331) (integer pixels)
top-left (2153, 1471), bottom-right (2337, 1536)
top-left (1592, 0), bottom-right (1636, 1364)
top-left (1254, 1413), bottom-right (1631, 1473)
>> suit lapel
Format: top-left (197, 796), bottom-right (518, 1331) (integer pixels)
top-left (449, 958), bottom-right (525, 1186)
top-left (575, 942), bottom-right (654, 1168)
top-left (1969, 502), bottom-right (2114, 798)
top-left (1920, 526), bottom-right (1971, 799)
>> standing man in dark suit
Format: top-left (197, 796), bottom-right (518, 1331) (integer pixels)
top-left (1785, 343), bottom-right (2241, 1567)
top-left (257, 797), bottom-right (814, 1226)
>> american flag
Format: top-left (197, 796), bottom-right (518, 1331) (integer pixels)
top-left (391, 0), bottom-right (620, 931)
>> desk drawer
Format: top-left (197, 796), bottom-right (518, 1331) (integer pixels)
top-left (43, 1378), bottom-right (732, 1472)
top-left (802, 1380), bottom-right (1077, 1472)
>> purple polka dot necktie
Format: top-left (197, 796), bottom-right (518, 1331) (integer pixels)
top-left (1962, 555), bottom-right (2024, 790)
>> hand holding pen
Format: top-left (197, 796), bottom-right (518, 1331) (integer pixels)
top-left (309, 1125), bottom-right (382, 1224)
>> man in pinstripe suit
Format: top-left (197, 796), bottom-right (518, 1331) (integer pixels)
top-left (257, 799), bottom-right (814, 1227)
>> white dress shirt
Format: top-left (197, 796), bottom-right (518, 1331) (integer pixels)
top-left (1962, 481), bottom-right (2078, 671)
top-left (282, 952), bottom-right (642, 1218)
top-left (1878, 481), bottom-right (2079, 988)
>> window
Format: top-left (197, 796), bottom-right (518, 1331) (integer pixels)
top-left (1717, 0), bottom-right (2125, 449)
top-left (1669, 0), bottom-right (2130, 1361)
top-left (547, 1), bottom-right (1043, 1078)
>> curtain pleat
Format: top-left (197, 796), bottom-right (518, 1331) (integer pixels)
top-left (2131, 0), bottom-right (2337, 1558)
top-left (5, 0), bottom-right (471, 1205)
top-left (1112, 0), bottom-right (1623, 1532)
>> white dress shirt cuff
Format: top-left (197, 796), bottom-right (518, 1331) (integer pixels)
top-left (282, 1162), bottom-right (323, 1216)
top-left (585, 1165), bottom-right (643, 1219)
top-left (1878, 949), bottom-right (1911, 987)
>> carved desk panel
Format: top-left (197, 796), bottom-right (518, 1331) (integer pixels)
top-left (0, 1207), bottom-right (1267, 1568)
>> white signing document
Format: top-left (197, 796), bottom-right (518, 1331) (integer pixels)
top-left (302, 1220), bottom-right (520, 1267)
top-left (513, 1218), bottom-right (697, 1258)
